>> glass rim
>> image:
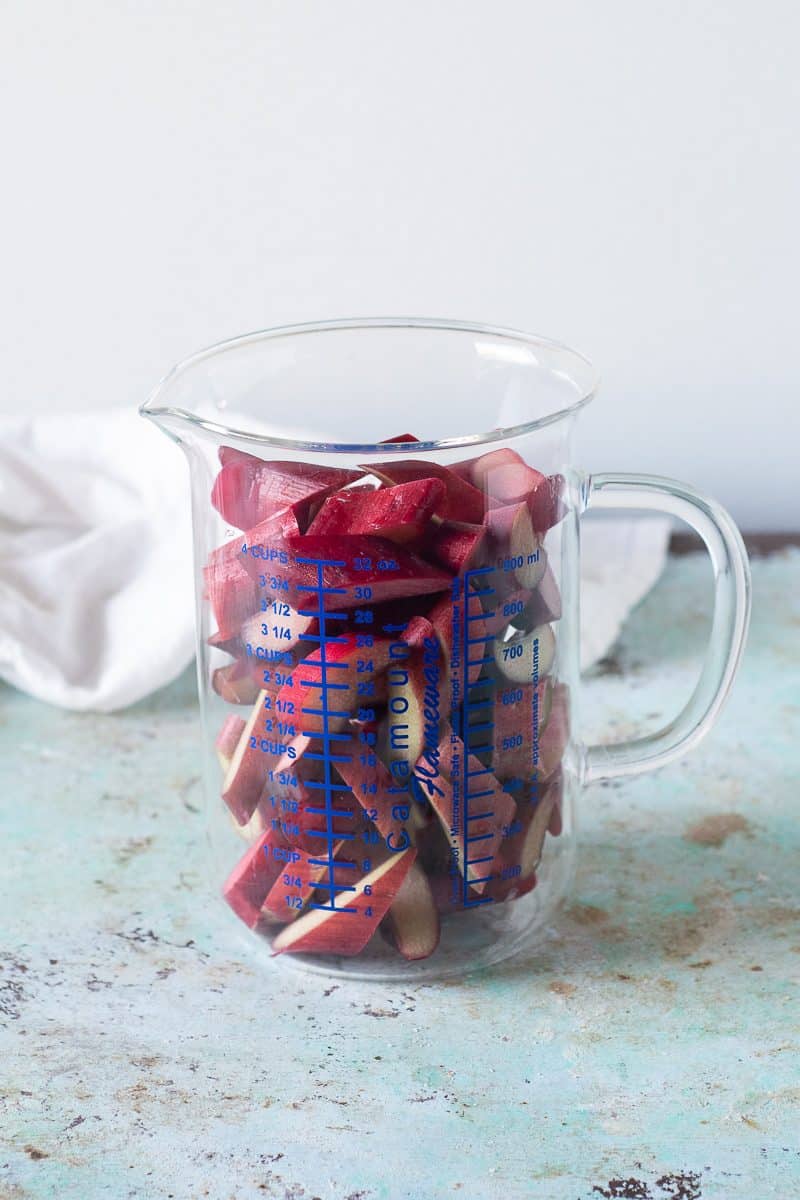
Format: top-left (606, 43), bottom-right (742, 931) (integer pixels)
top-left (140, 316), bottom-right (599, 454)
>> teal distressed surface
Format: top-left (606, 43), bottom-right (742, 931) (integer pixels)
top-left (1, 552), bottom-right (798, 1200)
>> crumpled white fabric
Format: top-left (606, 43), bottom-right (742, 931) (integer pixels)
top-left (0, 410), bottom-right (195, 711)
top-left (579, 515), bottom-right (672, 669)
top-left (0, 409), bottom-right (671, 711)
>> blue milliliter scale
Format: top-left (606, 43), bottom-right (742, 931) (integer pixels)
top-left (459, 565), bottom-right (500, 908)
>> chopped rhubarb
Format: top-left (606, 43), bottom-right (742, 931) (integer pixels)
top-left (546, 772), bottom-right (564, 836)
top-left (509, 507), bottom-right (547, 589)
top-left (379, 433), bottom-right (420, 443)
top-left (222, 689), bottom-right (310, 826)
top-left (414, 816), bottom-right (452, 878)
top-left (272, 847), bottom-right (418, 956)
top-left (307, 478), bottom-right (445, 545)
top-left (212, 450), bottom-right (363, 531)
top-left (365, 460), bottom-right (486, 525)
top-left (204, 553), bottom-right (259, 641)
top-left (383, 862), bottom-right (440, 960)
top-left (526, 565), bottom-right (562, 626)
top-left (472, 450), bottom-right (546, 506)
top-left (484, 472), bottom-right (566, 540)
top-left (484, 501), bottom-right (524, 541)
top-left (537, 684), bottom-right (570, 781)
top-left (229, 798), bottom-right (273, 845)
top-left (239, 606), bottom-right (316, 659)
top-left (421, 522), bottom-right (485, 574)
top-left (210, 443), bottom-right (571, 962)
top-left (222, 826), bottom-right (288, 928)
top-left (215, 714), bottom-right (246, 771)
top-left (207, 629), bottom-right (241, 655)
top-left (530, 473), bottom-right (566, 532)
top-left (206, 507), bottom-right (300, 634)
top-left (212, 660), bottom-right (262, 706)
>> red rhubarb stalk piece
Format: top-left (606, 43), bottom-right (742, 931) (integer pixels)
top-left (222, 826), bottom-right (287, 928)
top-left (364, 460), bottom-right (486, 525)
top-left (414, 815), bottom-right (452, 877)
top-left (205, 507), bottom-right (301, 634)
top-left (203, 554), bottom-right (260, 641)
top-left (212, 450), bottom-right (363, 531)
top-left (527, 565), bottom-right (562, 626)
top-left (207, 629), bottom-right (241, 655)
top-left (421, 522), bottom-right (485, 574)
top-left (378, 433), bottom-right (421, 443)
top-left (212, 660), bottom-right (262, 706)
top-left (463, 448), bottom-right (529, 491)
top-left (481, 456), bottom-right (546, 506)
top-left (537, 683), bottom-right (569, 782)
top-left (486, 472), bottom-right (566, 536)
top-left (215, 715), bottom-right (246, 771)
top-left (239, 605), bottom-right (316, 660)
top-left (222, 689), bottom-right (308, 826)
top-left (307, 478), bottom-right (445, 545)
top-left (272, 847), bottom-right (418, 956)
top-left (484, 501), bottom-right (525, 541)
top-left (508, 506), bottom-right (547, 588)
top-left (529, 473), bottom-right (566, 533)
top-left (546, 771), bottom-right (564, 836)
top-left (486, 572), bottom-right (560, 635)
top-left (383, 862), bottom-right (440, 960)
top-left (465, 450), bottom-right (552, 519)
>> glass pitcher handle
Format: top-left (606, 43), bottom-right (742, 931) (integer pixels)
top-left (581, 472), bottom-right (751, 783)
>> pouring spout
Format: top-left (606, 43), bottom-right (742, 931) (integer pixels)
top-left (139, 401), bottom-right (193, 445)
top-left (139, 360), bottom-right (206, 446)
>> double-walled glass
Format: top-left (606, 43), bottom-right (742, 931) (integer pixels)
top-left (142, 319), bottom-right (750, 980)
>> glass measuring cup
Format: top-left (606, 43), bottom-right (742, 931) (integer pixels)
top-left (141, 318), bottom-right (750, 980)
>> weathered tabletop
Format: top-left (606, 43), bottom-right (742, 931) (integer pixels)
top-left (2, 552), bottom-right (798, 1200)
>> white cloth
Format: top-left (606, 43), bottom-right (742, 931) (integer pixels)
top-left (0, 410), bottom-right (194, 711)
top-left (579, 515), bottom-right (672, 669)
top-left (0, 410), bottom-right (671, 711)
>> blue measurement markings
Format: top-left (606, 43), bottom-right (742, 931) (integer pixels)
top-left (294, 557), bottom-right (359, 914)
top-left (458, 566), bottom-right (499, 906)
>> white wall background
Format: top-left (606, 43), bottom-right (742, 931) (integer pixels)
top-left (2, 0), bottom-right (798, 530)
